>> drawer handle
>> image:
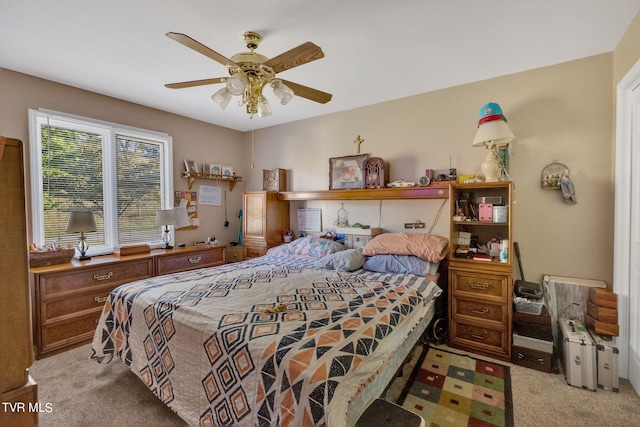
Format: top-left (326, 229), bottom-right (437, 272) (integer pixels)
top-left (468, 305), bottom-right (489, 315)
top-left (469, 330), bottom-right (488, 340)
top-left (188, 256), bottom-right (202, 264)
top-left (94, 296), bottom-right (108, 303)
top-left (468, 280), bottom-right (489, 290)
top-left (94, 272), bottom-right (113, 281)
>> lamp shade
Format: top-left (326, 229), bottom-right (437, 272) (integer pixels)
top-left (65, 210), bottom-right (97, 233)
top-left (472, 120), bottom-right (515, 148)
top-left (155, 209), bottom-right (176, 226)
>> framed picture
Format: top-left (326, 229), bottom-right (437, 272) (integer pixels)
top-left (329, 154), bottom-right (369, 190)
top-left (222, 165), bottom-right (233, 177)
top-left (209, 164), bottom-right (222, 175)
top-left (184, 159), bottom-right (198, 174)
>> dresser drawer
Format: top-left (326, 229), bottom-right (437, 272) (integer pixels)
top-left (225, 246), bottom-right (244, 263)
top-left (244, 245), bottom-right (266, 259)
top-left (37, 258), bottom-right (154, 299)
top-left (450, 320), bottom-right (508, 355)
top-left (156, 246), bottom-right (225, 275)
top-left (42, 286), bottom-right (113, 320)
top-left (452, 296), bottom-right (506, 324)
top-left (451, 270), bottom-right (509, 299)
top-left (40, 309), bottom-right (102, 356)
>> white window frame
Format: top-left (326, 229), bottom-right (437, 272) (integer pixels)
top-left (28, 108), bottom-right (174, 255)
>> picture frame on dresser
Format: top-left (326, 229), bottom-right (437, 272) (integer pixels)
top-left (329, 154), bottom-right (368, 190)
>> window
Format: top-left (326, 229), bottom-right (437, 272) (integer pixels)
top-left (29, 109), bottom-right (173, 255)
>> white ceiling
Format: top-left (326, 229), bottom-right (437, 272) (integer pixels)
top-left (1, 1), bottom-right (639, 132)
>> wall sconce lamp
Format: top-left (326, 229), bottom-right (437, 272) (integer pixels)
top-left (65, 210), bottom-right (97, 260)
top-left (472, 102), bottom-right (515, 182)
top-left (155, 209), bottom-right (176, 249)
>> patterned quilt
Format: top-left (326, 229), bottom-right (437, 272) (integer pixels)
top-left (91, 254), bottom-right (442, 426)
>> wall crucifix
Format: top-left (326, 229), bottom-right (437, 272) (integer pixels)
top-left (354, 135), bottom-right (364, 154)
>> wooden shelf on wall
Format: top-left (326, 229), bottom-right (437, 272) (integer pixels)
top-left (182, 171), bottom-right (243, 191)
top-left (278, 183), bottom-right (451, 201)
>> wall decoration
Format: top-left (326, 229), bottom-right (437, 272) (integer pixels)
top-left (329, 154), bottom-right (368, 190)
top-left (209, 164), bottom-right (222, 175)
top-left (174, 191), bottom-right (198, 229)
top-left (263, 168), bottom-right (286, 192)
top-left (222, 165), bottom-right (234, 177)
top-left (362, 157), bottom-right (387, 188)
top-left (184, 160), bottom-right (198, 174)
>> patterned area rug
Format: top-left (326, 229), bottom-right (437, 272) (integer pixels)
top-left (398, 347), bottom-right (514, 427)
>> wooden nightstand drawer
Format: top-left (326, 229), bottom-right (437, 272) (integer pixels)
top-left (156, 246), bottom-right (225, 275)
top-left (451, 270), bottom-right (509, 299)
top-left (225, 246), bottom-right (244, 263)
top-left (37, 259), bottom-right (154, 298)
top-left (244, 245), bottom-right (266, 259)
top-left (452, 296), bottom-right (506, 324)
top-left (450, 320), bottom-right (508, 355)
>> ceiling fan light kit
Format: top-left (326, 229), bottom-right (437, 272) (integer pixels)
top-left (166, 31), bottom-right (332, 118)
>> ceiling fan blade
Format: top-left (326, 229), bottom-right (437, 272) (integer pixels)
top-left (265, 42), bottom-right (324, 74)
top-left (166, 32), bottom-right (238, 68)
top-left (281, 80), bottom-right (332, 104)
top-left (165, 77), bottom-right (227, 89)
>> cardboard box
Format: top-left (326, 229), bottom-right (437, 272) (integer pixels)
top-left (587, 300), bottom-right (618, 324)
top-left (585, 314), bottom-right (619, 336)
top-left (588, 287), bottom-right (617, 309)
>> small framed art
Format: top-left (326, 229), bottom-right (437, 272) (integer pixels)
top-left (329, 154), bottom-right (368, 190)
top-left (222, 166), bottom-right (234, 177)
top-left (209, 164), bottom-right (222, 175)
top-left (184, 160), bottom-right (198, 174)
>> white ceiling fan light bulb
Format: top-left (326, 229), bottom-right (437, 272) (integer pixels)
top-left (212, 87), bottom-right (232, 109)
top-left (226, 72), bottom-right (247, 96)
top-left (257, 96), bottom-right (272, 117)
top-left (272, 80), bottom-right (294, 105)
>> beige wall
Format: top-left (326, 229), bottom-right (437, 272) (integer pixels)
top-left (246, 53), bottom-right (615, 286)
top-left (614, 11), bottom-right (640, 86)
top-left (0, 47), bottom-right (626, 287)
top-left (0, 68), bottom-right (247, 246)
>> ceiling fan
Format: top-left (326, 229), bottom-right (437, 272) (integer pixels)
top-left (165, 31), bottom-right (332, 117)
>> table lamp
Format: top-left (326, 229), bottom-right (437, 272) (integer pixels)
top-left (472, 102), bottom-right (515, 182)
top-left (156, 209), bottom-right (176, 249)
top-left (65, 210), bottom-right (97, 260)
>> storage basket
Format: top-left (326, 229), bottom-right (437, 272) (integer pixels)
top-left (514, 296), bottom-right (544, 315)
top-left (29, 249), bottom-right (75, 267)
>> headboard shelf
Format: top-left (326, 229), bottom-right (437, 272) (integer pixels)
top-left (278, 183), bottom-right (450, 201)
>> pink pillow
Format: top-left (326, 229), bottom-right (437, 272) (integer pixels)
top-left (361, 233), bottom-right (449, 262)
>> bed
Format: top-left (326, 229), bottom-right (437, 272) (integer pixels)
top-left (91, 233), bottom-right (449, 426)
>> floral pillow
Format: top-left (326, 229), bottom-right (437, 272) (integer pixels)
top-left (313, 248), bottom-right (365, 271)
top-left (282, 236), bottom-right (345, 258)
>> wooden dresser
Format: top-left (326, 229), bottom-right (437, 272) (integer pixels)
top-left (0, 138), bottom-right (38, 427)
top-left (243, 191), bottom-right (290, 259)
top-left (31, 245), bottom-right (226, 358)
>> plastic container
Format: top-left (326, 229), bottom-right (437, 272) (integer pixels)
top-left (514, 296), bottom-right (544, 315)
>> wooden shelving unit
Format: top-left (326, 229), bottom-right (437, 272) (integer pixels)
top-left (182, 171), bottom-right (243, 191)
top-left (278, 183), bottom-right (450, 201)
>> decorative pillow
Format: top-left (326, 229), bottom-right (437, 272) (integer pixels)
top-left (313, 248), bottom-right (365, 271)
top-left (362, 254), bottom-right (430, 276)
top-left (282, 236), bottom-right (345, 258)
top-left (361, 232), bottom-right (449, 262)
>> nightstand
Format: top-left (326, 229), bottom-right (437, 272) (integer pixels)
top-left (226, 245), bottom-right (244, 263)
